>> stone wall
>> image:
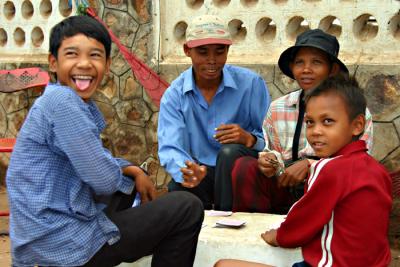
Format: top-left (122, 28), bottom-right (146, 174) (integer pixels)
top-left (0, 0), bottom-right (399, 190)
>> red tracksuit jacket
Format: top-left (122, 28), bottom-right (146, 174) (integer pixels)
top-left (276, 140), bottom-right (392, 267)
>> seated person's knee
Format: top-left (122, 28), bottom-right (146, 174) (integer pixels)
top-left (218, 144), bottom-right (243, 159)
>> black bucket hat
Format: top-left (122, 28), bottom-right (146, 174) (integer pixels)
top-left (278, 29), bottom-right (349, 79)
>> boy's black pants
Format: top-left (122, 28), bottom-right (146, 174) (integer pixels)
top-left (83, 191), bottom-right (204, 267)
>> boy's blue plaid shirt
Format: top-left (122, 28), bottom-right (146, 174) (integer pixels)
top-left (6, 84), bottom-right (134, 266)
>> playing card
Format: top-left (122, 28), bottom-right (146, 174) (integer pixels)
top-left (214, 218), bottom-right (246, 228)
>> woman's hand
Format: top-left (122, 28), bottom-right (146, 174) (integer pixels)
top-left (258, 152), bottom-right (279, 178)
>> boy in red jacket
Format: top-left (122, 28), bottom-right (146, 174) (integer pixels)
top-left (215, 77), bottom-right (392, 267)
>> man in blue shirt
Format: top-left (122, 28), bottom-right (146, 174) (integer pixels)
top-left (6, 15), bottom-right (203, 267)
top-left (158, 15), bottom-right (270, 211)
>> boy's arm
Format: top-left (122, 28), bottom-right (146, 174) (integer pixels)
top-left (52, 98), bottom-right (133, 195)
top-left (122, 165), bottom-right (156, 203)
top-left (104, 150), bottom-right (156, 202)
top-left (158, 89), bottom-right (195, 183)
top-left (106, 150), bottom-right (156, 202)
top-left (276, 159), bottom-right (343, 247)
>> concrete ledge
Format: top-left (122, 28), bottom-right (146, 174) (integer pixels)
top-left (119, 212), bottom-right (302, 267)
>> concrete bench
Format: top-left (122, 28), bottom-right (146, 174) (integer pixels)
top-left (119, 212), bottom-right (302, 267)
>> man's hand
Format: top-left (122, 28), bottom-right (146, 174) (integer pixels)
top-left (181, 160), bottom-right (207, 188)
top-left (278, 159), bottom-right (309, 187)
top-left (261, 229), bottom-right (279, 247)
top-left (258, 152), bottom-right (279, 178)
top-left (214, 124), bottom-right (255, 148)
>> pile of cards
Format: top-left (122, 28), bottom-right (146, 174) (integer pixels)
top-left (214, 218), bottom-right (246, 229)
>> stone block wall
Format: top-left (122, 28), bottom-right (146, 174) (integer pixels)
top-left (0, 0), bottom-right (399, 191)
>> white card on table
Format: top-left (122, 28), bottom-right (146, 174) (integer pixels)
top-left (206, 210), bottom-right (233, 217)
top-left (214, 218), bottom-right (246, 228)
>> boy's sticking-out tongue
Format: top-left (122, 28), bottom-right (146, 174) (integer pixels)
top-left (75, 78), bottom-right (91, 91)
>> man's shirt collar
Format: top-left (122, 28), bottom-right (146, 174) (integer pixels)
top-left (182, 65), bottom-right (238, 94)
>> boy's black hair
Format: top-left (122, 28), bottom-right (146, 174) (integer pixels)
top-left (49, 15), bottom-right (111, 59)
top-left (305, 75), bottom-right (366, 121)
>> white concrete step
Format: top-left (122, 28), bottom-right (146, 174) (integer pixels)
top-left (119, 212), bottom-right (302, 267)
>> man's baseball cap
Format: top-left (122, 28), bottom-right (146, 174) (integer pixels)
top-left (185, 15), bottom-right (232, 48)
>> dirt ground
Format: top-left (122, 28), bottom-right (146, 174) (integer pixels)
top-left (0, 186), bottom-right (10, 266)
top-left (0, 186), bottom-right (399, 266)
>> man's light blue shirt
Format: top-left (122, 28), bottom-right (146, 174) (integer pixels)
top-left (7, 84), bottom-right (134, 266)
top-left (158, 64), bottom-right (270, 183)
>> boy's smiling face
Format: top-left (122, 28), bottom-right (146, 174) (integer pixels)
top-left (290, 47), bottom-right (338, 91)
top-left (49, 34), bottom-right (111, 101)
top-left (305, 92), bottom-right (365, 158)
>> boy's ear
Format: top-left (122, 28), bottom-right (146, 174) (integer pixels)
top-left (329, 62), bottom-right (340, 77)
top-left (183, 44), bottom-right (191, 57)
top-left (48, 54), bottom-right (57, 73)
top-left (351, 114), bottom-right (366, 137)
top-left (105, 57), bottom-right (111, 74)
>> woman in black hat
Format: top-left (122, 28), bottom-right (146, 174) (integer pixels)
top-left (231, 29), bottom-right (373, 214)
